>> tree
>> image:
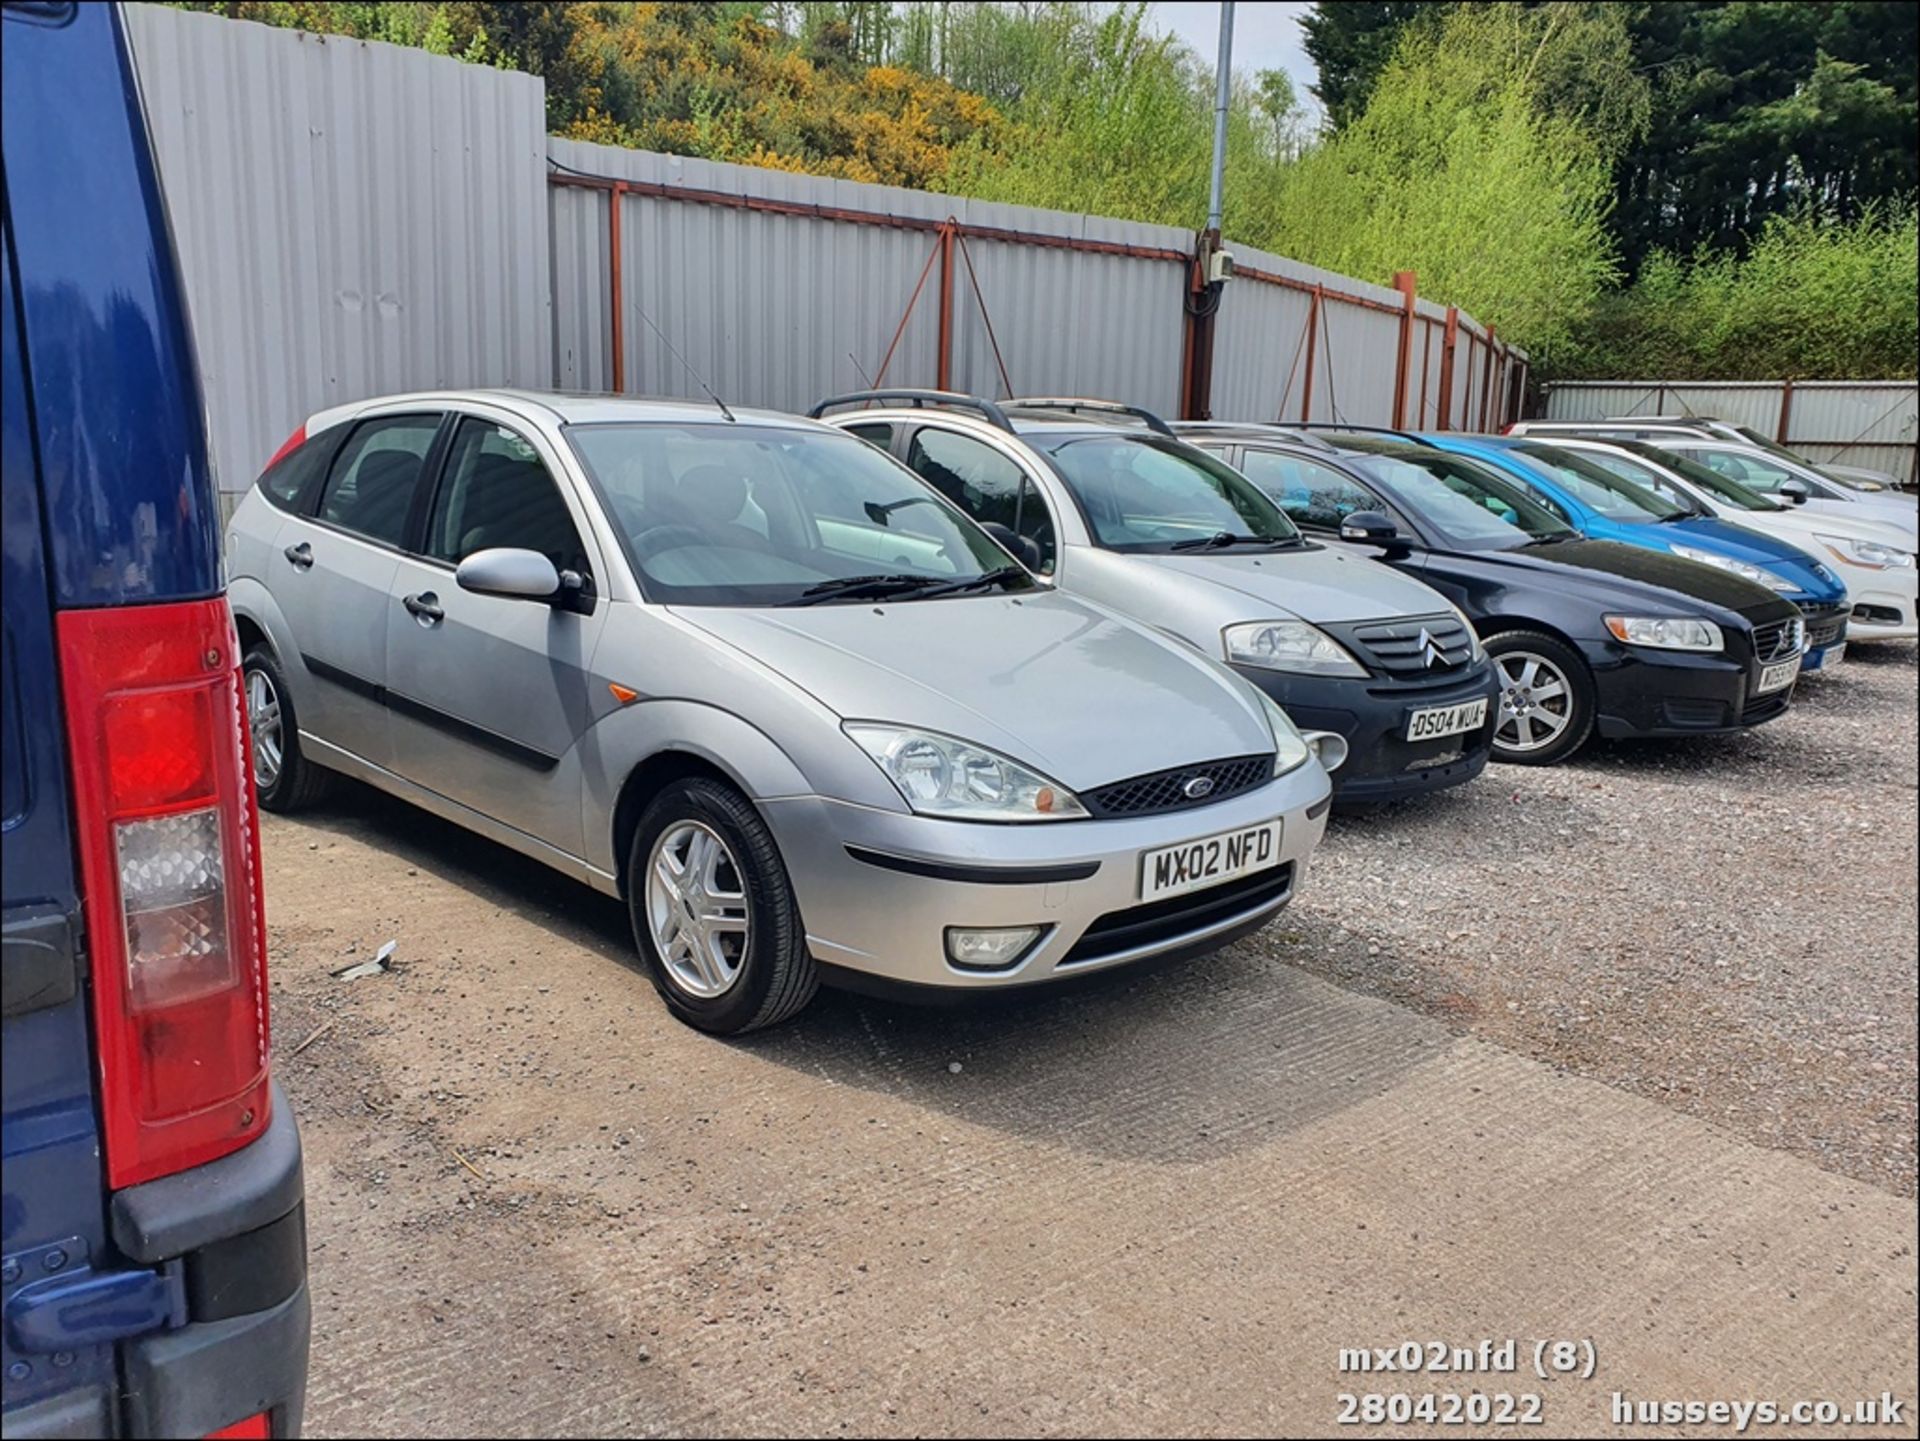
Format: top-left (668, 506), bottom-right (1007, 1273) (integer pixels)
top-left (1299, 2), bottom-right (1435, 127)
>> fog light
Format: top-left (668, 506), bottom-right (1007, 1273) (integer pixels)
top-left (1302, 730), bottom-right (1348, 772)
top-left (945, 925), bottom-right (1044, 971)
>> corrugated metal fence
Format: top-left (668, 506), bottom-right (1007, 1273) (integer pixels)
top-left (1542, 380), bottom-right (1919, 487)
top-left (127, 4), bottom-right (1526, 493)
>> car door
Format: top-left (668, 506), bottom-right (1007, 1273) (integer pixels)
top-left (384, 413), bottom-right (607, 856)
top-left (901, 425), bottom-right (1060, 574)
top-left (271, 411), bottom-right (444, 769)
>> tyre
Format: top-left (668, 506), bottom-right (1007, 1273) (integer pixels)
top-left (243, 644), bottom-right (336, 811)
top-left (626, 777), bottom-right (818, 1034)
top-left (1483, 630), bottom-right (1595, 766)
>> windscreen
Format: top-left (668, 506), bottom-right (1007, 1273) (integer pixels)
top-left (1357, 452), bottom-right (1575, 549)
top-left (1509, 442), bottom-right (1693, 522)
top-left (566, 423), bottom-right (1031, 606)
top-left (1037, 435), bottom-right (1302, 551)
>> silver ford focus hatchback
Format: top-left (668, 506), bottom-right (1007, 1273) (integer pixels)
top-left (225, 391), bottom-right (1336, 1032)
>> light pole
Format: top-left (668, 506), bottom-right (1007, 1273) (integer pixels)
top-left (1206, 1), bottom-right (1235, 234)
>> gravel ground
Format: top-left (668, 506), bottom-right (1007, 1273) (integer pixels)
top-left (1277, 640), bottom-right (1919, 1196)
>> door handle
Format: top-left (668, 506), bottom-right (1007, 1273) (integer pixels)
top-left (402, 591), bottom-right (444, 624)
top-left (283, 541), bottom-right (314, 569)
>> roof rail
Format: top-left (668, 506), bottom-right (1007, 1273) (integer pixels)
top-left (1002, 397), bottom-right (1176, 436)
top-left (1169, 420), bottom-right (1337, 452)
top-left (808, 389), bottom-right (1013, 433)
top-left (1268, 421), bottom-right (1425, 446)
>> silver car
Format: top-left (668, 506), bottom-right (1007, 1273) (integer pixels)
top-left (815, 393), bottom-right (1497, 807)
top-left (225, 391), bottom-right (1335, 1033)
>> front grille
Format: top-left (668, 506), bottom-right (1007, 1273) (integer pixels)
top-left (1082, 754), bottom-right (1272, 819)
top-left (1059, 863), bottom-right (1294, 968)
top-left (1340, 615), bottom-right (1477, 678)
top-left (1805, 612), bottom-right (1848, 649)
top-left (1750, 616), bottom-right (1805, 663)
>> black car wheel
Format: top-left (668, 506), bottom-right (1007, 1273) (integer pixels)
top-left (243, 645), bottom-right (336, 811)
top-left (626, 777), bottom-right (818, 1034)
top-left (1484, 630), bottom-right (1595, 766)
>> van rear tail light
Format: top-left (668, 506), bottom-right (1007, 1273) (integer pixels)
top-left (58, 598), bottom-right (271, 1188)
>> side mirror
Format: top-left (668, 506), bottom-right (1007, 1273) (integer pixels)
top-left (455, 547), bottom-right (561, 602)
top-left (980, 522), bottom-right (1043, 572)
top-left (1338, 510), bottom-right (1409, 554)
top-left (1777, 479), bottom-right (1811, 506)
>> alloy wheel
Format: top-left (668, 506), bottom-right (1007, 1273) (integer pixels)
top-left (645, 821), bottom-right (751, 998)
top-left (1494, 650), bottom-right (1573, 754)
top-left (246, 666), bottom-right (284, 789)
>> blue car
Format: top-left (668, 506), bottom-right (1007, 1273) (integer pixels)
top-left (1419, 434), bottom-right (1853, 670)
top-left (3, 5), bottom-right (308, 1438)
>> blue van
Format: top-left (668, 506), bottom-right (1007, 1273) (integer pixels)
top-left (1422, 434), bottom-right (1854, 669)
top-left (3, 5), bottom-right (309, 1437)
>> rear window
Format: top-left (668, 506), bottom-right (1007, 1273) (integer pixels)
top-left (257, 429), bottom-right (334, 512)
top-left (316, 414), bottom-right (441, 546)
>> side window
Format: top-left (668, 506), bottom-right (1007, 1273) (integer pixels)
top-left (317, 415), bottom-right (440, 546)
top-left (427, 419), bottom-right (591, 578)
top-left (257, 430), bottom-right (334, 512)
top-left (905, 427), bottom-right (1057, 571)
top-left (1237, 450), bottom-right (1381, 530)
top-left (1587, 453), bottom-right (1684, 505)
top-left (843, 423), bottom-right (894, 451)
top-left (1509, 477), bottom-right (1569, 523)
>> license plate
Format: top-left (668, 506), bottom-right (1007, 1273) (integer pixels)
top-left (1139, 820), bottom-right (1282, 902)
top-left (1756, 658), bottom-right (1798, 694)
top-left (1802, 643), bottom-right (1844, 672)
top-left (1406, 697), bottom-right (1489, 742)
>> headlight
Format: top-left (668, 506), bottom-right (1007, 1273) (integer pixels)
top-left (1223, 620), bottom-right (1366, 676)
top-left (1818, 534), bottom-right (1914, 570)
top-left (1253, 690), bottom-right (1314, 778)
top-left (843, 724), bottom-right (1088, 822)
top-left (1668, 543), bottom-right (1797, 594)
top-left (1603, 615), bottom-right (1725, 652)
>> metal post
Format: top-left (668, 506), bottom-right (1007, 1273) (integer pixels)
top-left (936, 221), bottom-right (955, 391)
top-left (1436, 306), bottom-right (1459, 432)
top-left (1206, 2), bottom-right (1235, 234)
top-left (1391, 271), bottom-right (1417, 429)
top-left (1479, 327), bottom-right (1497, 432)
top-left (1777, 378), bottom-right (1794, 444)
top-left (1300, 286), bottom-right (1320, 423)
top-left (608, 181), bottom-right (626, 394)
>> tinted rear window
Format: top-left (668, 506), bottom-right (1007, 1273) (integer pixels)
top-left (257, 429), bottom-right (335, 512)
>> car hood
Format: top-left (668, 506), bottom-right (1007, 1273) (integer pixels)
top-left (1133, 541), bottom-right (1453, 623)
top-left (670, 589), bottom-right (1274, 790)
top-left (1494, 538), bottom-right (1798, 623)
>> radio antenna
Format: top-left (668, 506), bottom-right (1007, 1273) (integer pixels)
top-left (847, 351), bottom-right (875, 388)
top-left (633, 303), bottom-right (735, 423)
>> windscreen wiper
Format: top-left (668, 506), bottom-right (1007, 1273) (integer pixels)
top-left (908, 565), bottom-right (1031, 599)
top-left (1167, 531), bottom-right (1300, 552)
top-left (780, 573), bottom-right (945, 605)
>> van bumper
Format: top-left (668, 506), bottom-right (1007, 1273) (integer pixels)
top-left (113, 1081), bottom-right (310, 1439)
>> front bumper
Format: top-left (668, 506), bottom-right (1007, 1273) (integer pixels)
top-left (1589, 639), bottom-right (1795, 738)
top-left (1843, 568), bottom-right (1918, 641)
top-left (1231, 661), bottom-right (1497, 802)
top-left (762, 760), bottom-right (1330, 991)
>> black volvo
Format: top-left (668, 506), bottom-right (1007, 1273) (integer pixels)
top-left (1176, 425), bottom-right (1806, 767)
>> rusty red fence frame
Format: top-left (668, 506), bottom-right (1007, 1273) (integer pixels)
top-left (551, 167), bottom-right (1524, 427)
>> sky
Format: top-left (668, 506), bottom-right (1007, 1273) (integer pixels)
top-left (1137, 2), bottom-right (1325, 126)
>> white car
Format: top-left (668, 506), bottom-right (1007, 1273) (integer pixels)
top-left (1557, 438), bottom-right (1917, 645)
top-left (1646, 437), bottom-right (1919, 542)
top-left (1510, 416), bottom-right (1912, 494)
